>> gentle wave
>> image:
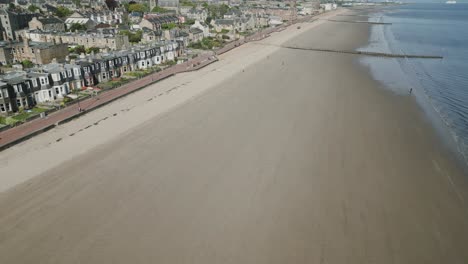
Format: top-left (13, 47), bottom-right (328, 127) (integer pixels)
top-left (360, 3), bottom-right (468, 165)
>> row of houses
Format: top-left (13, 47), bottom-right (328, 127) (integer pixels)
top-left (21, 28), bottom-right (130, 50)
top-left (0, 40), bottom-right (184, 114)
top-left (64, 11), bottom-right (124, 30)
top-left (211, 14), bottom-right (269, 35)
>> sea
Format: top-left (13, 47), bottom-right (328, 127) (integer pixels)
top-left (359, 3), bottom-right (468, 165)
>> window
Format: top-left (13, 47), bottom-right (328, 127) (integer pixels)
top-left (102, 73), bottom-right (106, 79)
top-left (55, 88), bottom-right (59, 94)
top-left (0, 103), bottom-right (5, 112)
top-left (16, 99), bottom-right (21, 106)
top-left (41, 78), bottom-right (45, 85)
top-left (68, 70), bottom-right (72, 77)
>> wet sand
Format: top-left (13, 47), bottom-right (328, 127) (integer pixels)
top-left (1, 10), bottom-right (468, 263)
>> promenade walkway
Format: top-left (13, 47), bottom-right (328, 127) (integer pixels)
top-left (0, 15), bottom-right (313, 151)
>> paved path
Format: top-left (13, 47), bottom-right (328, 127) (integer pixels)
top-left (0, 17), bottom-right (307, 151)
top-left (0, 54), bottom-right (216, 151)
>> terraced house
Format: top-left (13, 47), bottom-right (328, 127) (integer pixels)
top-left (0, 72), bottom-right (35, 113)
top-left (0, 40), bottom-right (184, 112)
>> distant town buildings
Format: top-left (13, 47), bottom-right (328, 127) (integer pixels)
top-left (0, 40), bottom-right (184, 113)
top-left (64, 12), bottom-right (96, 30)
top-left (22, 29), bottom-right (130, 50)
top-left (139, 14), bottom-right (180, 31)
top-left (0, 0), bottom-right (328, 116)
top-left (0, 9), bottom-right (38, 40)
top-left (0, 38), bottom-right (68, 65)
top-left (28, 17), bottom-right (65, 32)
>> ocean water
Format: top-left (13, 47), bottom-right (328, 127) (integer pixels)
top-left (359, 3), bottom-right (468, 164)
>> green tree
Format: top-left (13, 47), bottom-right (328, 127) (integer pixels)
top-left (55, 6), bottom-right (72, 18)
top-left (86, 47), bottom-right (100, 54)
top-left (151, 6), bottom-right (170, 13)
top-left (21, 60), bottom-right (34, 68)
top-left (161, 22), bottom-right (177, 30)
top-left (28, 4), bottom-right (39, 12)
top-left (184, 19), bottom-right (195, 25)
top-left (68, 23), bottom-right (87, 32)
top-left (180, 0), bottom-right (196, 8)
top-left (69, 45), bottom-right (86, 54)
top-left (72, 0), bottom-right (82, 8)
top-left (128, 3), bottom-right (148, 13)
top-left (119, 30), bottom-right (142, 43)
top-left (205, 4), bottom-right (230, 19)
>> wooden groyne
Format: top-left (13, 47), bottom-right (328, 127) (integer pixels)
top-left (325, 19), bottom-right (392, 25)
top-left (337, 14), bottom-right (370, 17)
top-left (281, 46), bottom-right (443, 59)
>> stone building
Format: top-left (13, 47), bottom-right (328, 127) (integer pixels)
top-left (0, 71), bottom-right (35, 113)
top-left (65, 12), bottom-right (96, 30)
top-left (0, 10), bottom-right (39, 40)
top-left (0, 41), bottom-right (13, 65)
top-left (186, 9), bottom-right (208, 22)
top-left (24, 30), bottom-right (130, 50)
top-left (28, 17), bottom-right (66, 32)
top-left (0, 80), bottom-right (15, 114)
top-left (3, 38), bottom-right (69, 65)
top-left (139, 14), bottom-right (180, 31)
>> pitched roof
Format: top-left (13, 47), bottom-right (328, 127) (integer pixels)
top-left (38, 16), bottom-right (64, 25)
top-left (189, 28), bottom-right (203, 34)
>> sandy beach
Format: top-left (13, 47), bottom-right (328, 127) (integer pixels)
top-left (1, 9), bottom-right (468, 263)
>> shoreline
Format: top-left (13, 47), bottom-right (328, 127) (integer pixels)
top-left (2, 8), bottom-right (468, 263)
top-left (357, 7), bottom-right (468, 172)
